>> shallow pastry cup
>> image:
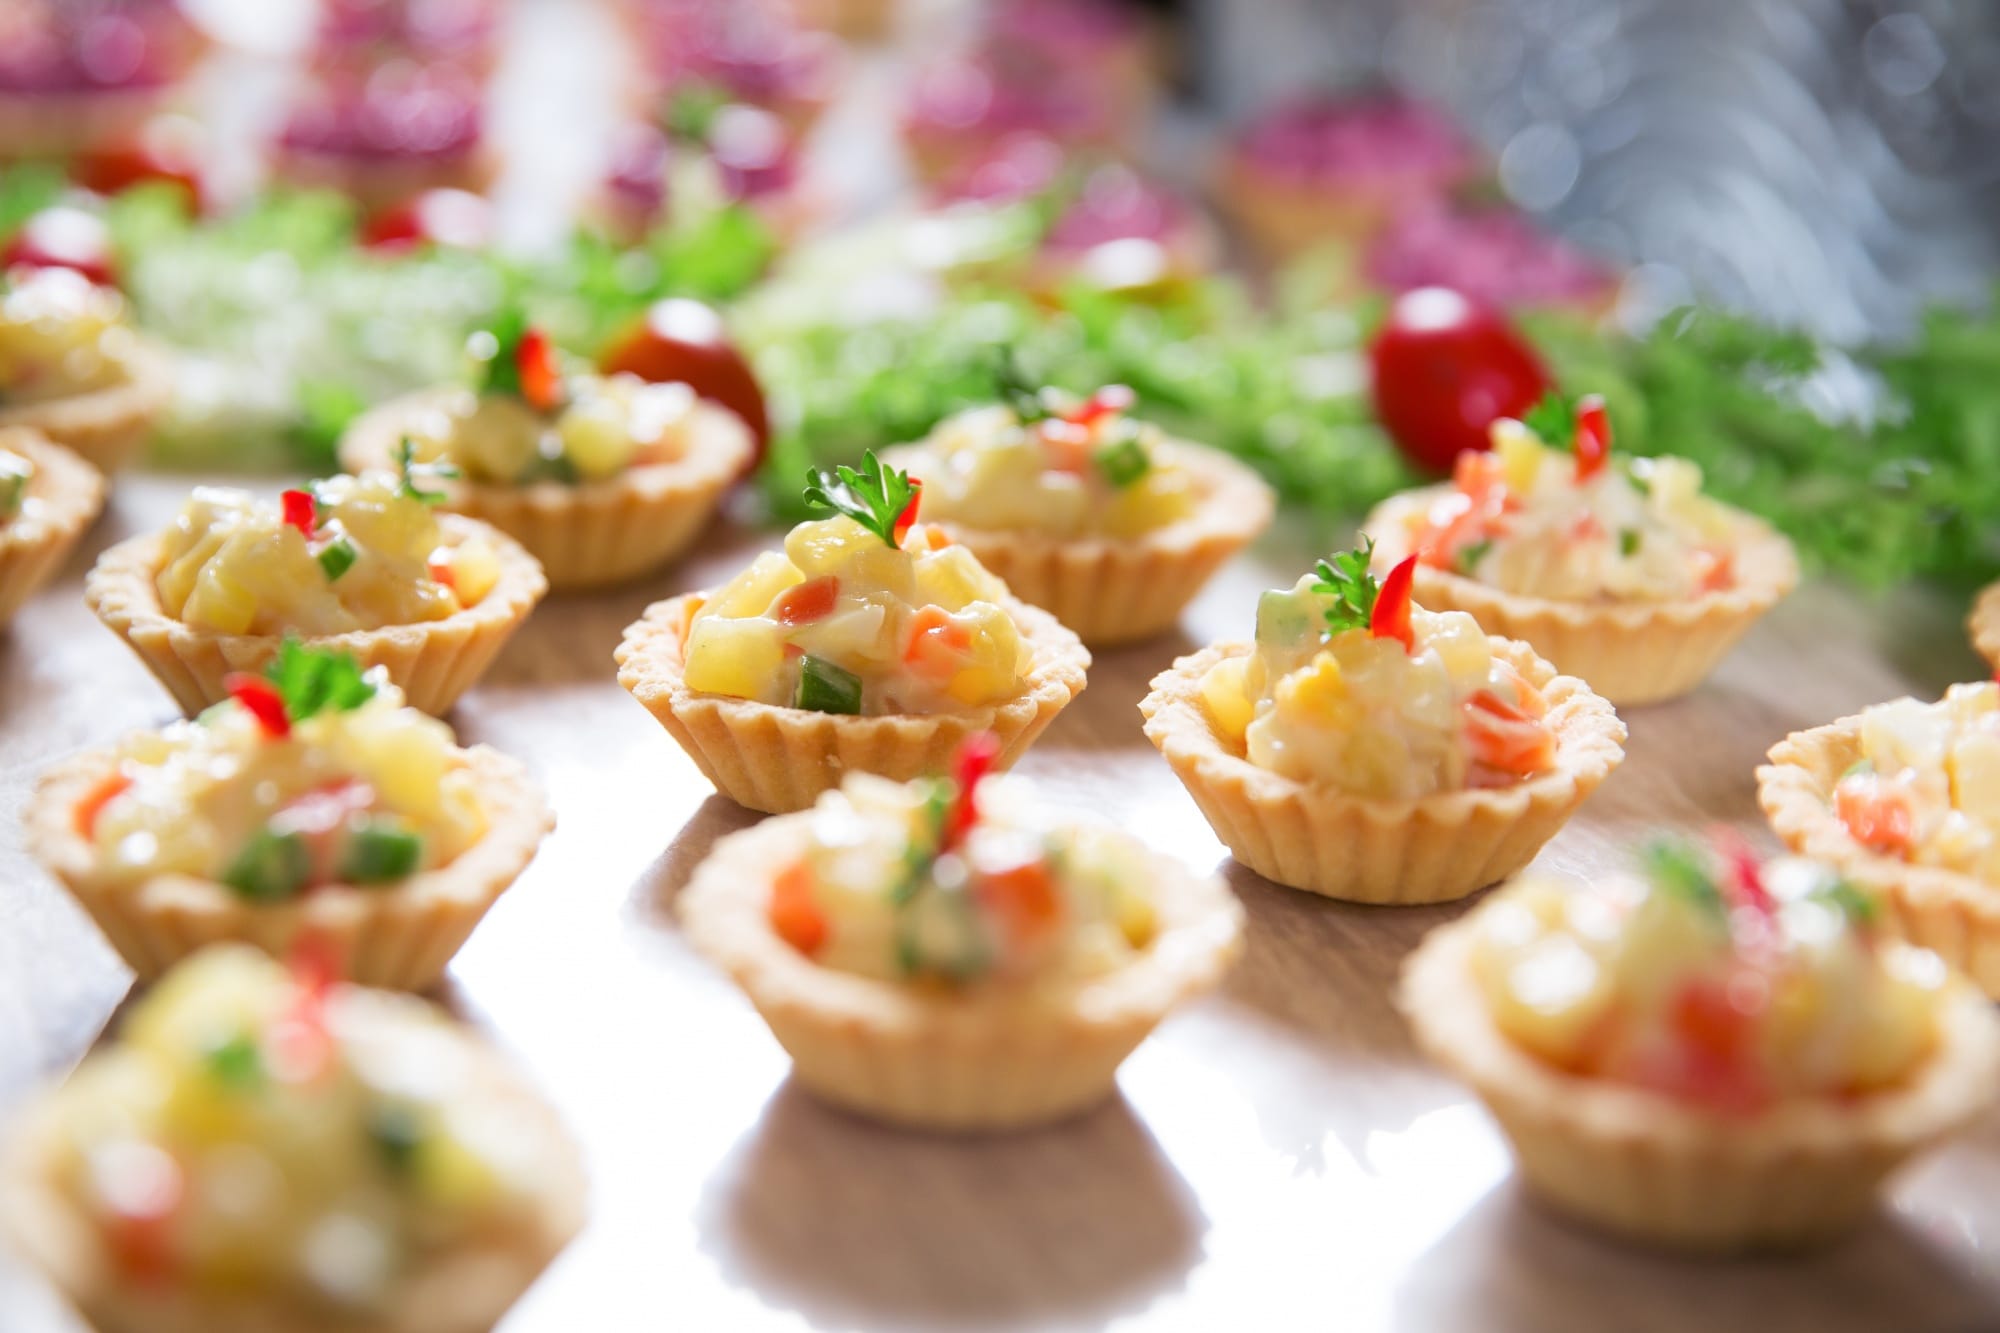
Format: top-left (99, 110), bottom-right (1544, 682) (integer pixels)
top-left (1760, 715), bottom-right (2000, 999)
top-left (1366, 490), bottom-right (1800, 706)
top-left (0, 431), bottom-right (105, 626)
top-left (339, 389), bottom-right (753, 590)
top-left (881, 440), bottom-right (1274, 647)
top-left (26, 746), bottom-right (552, 992)
top-left (679, 810), bottom-right (1243, 1130)
top-left (615, 591), bottom-right (1090, 815)
top-left (0, 991), bottom-right (587, 1333)
top-left (1139, 638), bottom-right (1626, 905)
top-left (84, 513), bottom-right (547, 718)
top-left (0, 338), bottom-right (173, 476)
top-left (1400, 905), bottom-right (2000, 1252)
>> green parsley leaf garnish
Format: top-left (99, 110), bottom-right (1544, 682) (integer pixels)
top-left (1309, 539), bottom-right (1381, 634)
top-left (1618, 528), bottom-right (1642, 558)
top-left (394, 437), bottom-right (460, 504)
top-left (993, 348), bottom-right (1052, 425)
top-left (469, 306), bottom-right (529, 399)
top-left (1520, 390), bottom-right (1575, 447)
top-left (1640, 840), bottom-right (1726, 920)
top-left (263, 636), bottom-right (377, 721)
top-left (802, 451), bottom-right (921, 549)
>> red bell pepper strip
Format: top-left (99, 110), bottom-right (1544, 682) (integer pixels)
top-left (943, 731), bottom-right (1003, 849)
top-left (1371, 554), bottom-right (1418, 651)
top-left (273, 933), bottom-right (340, 1083)
top-left (280, 489), bottom-right (317, 536)
top-left (517, 328), bottom-right (564, 412)
top-left (226, 673), bottom-right (291, 738)
top-left (1065, 383), bottom-right (1135, 430)
top-left (892, 480), bottom-right (923, 548)
top-left (1573, 394), bottom-right (1610, 482)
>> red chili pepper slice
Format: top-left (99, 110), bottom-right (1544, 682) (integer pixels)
top-left (1573, 394), bottom-right (1610, 482)
top-left (892, 480), bottom-right (923, 547)
top-left (517, 328), bottom-right (564, 413)
top-left (943, 731), bottom-right (1003, 849)
top-left (1064, 383), bottom-right (1136, 429)
top-left (1370, 554), bottom-right (1418, 651)
top-left (225, 673), bottom-right (291, 738)
top-left (1716, 831), bottom-right (1774, 915)
top-left (280, 489), bottom-right (317, 536)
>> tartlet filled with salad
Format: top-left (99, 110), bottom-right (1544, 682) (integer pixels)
top-left (1140, 542), bottom-right (1625, 903)
top-left (85, 459), bottom-right (546, 717)
top-left (1364, 393), bottom-right (1798, 705)
top-left (338, 311), bottom-right (753, 589)
top-left (678, 737), bottom-right (1243, 1129)
top-left (26, 641), bottom-right (553, 991)
top-left (880, 382), bottom-right (1273, 646)
top-left (1760, 680), bottom-right (2000, 999)
top-left (1, 946), bottom-right (585, 1333)
top-left (615, 455), bottom-right (1090, 814)
top-left (0, 427), bottom-right (104, 625)
top-left (1400, 840), bottom-right (2000, 1251)
top-left (0, 265), bottom-right (172, 475)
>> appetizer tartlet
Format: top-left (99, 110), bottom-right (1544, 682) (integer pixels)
top-left (901, 53), bottom-right (1117, 186)
top-left (27, 641), bottom-right (552, 990)
top-left (1760, 679), bottom-right (2000, 999)
top-left (1362, 206), bottom-right (1622, 321)
top-left (881, 384), bottom-right (1272, 646)
top-left (1219, 92), bottom-right (1480, 261)
top-left (0, 428), bottom-right (105, 625)
top-left (1401, 841), bottom-right (2000, 1251)
top-left (616, 454), bottom-right (1089, 814)
top-left (1364, 394), bottom-right (1798, 705)
top-left (680, 736), bottom-right (1243, 1129)
top-left (0, 266), bottom-right (171, 475)
top-left (1140, 543), bottom-right (1625, 903)
top-left (1, 946), bottom-right (586, 1333)
top-left (0, 3), bottom-right (196, 161)
top-left (339, 312), bottom-right (752, 589)
top-left (86, 461), bottom-right (546, 717)
top-left (275, 65), bottom-right (494, 213)
top-left (635, 4), bottom-right (843, 135)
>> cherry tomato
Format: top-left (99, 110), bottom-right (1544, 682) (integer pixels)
top-left (360, 188), bottom-right (493, 253)
top-left (2, 206), bottom-right (117, 287)
top-left (598, 298), bottom-right (770, 472)
top-left (1368, 286), bottom-right (1551, 474)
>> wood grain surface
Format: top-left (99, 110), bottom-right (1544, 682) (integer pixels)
top-left (2, 474), bottom-right (1997, 1333)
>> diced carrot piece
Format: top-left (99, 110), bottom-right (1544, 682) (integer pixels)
top-left (769, 860), bottom-right (828, 957)
top-left (903, 605), bottom-right (972, 676)
top-left (773, 576), bottom-right (839, 627)
top-left (1693, 546), bottom-right (1736, 592)
top-left (1837, 779), bottom-right (1913, 852)
top-left (1464, 689), bottom-right (1556, 776)
top-left (74, 771), bottom-right (134, 838)
top-left (977, 858), bottom-right (1063, 946)
top-left (924, 526), bottom-right (953, 551)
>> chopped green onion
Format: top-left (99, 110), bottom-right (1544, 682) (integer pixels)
top-left (1454, 539), bottom-right (1492, 575)
top-left (1094, 437), bottom-right (1151, 488)
top-left (204, 1032), bottom-right (264, 1090)
top-left (0, 461), bottom-right (27, 518)
top-left (341, 819), bottom-right (424, 884)
top-left (366, 1102), bottom-right (425, 1176)
top-left (316, 536), bottom-right (357, 581)
top-left (794, 654), bottom-right (863, 715)
top-left (224, 827), bottom-right (311, 902)
top-left (1618, 528), bottom-right (1641, 558)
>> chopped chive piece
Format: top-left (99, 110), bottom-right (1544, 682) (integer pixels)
top-left (264, 638), bottom-right (376, 721)
top-left (224, 827), bottom-right (311, 902)
top-left (366, 1102), bottom-right (425, 1177)
top-left (1094, 437), bottom-right (1151, 488)
top-left (0, 456), bottom-right (28, 518)
top-left (204, 1032), bottom-right (264, 1090)
top-left (1640, 840), bottom-right (1725, 921)
top-left (1618, 528), bottom-right (1641, 558)
top-left (316, 536), bottom-right (358, 581)
top-left (341, 820), bottom-right (424, 884)
top-left (1454, 538), bottom-right (1492, 574)
top-left (794, 654), bottom-right (863, 715)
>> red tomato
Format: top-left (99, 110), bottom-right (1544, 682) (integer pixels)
top-left (361, 188), bottom-right (493, 253)
top-left (2, 207), bottom-right (117, 287)
top-left (1369, 553), bottom-right (1417, 650)
top-left (599, 298), bottom-right (770, 472)
top-left (1368, 286), bottom-right (1552, 473)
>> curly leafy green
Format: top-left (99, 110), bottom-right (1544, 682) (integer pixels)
top-left (802, 452), bottom-right (921, 548)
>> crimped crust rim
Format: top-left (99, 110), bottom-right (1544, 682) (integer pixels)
top-left (0, 430), bottom-right (104, 560)
top-left (0, 338), bottom-right (172, 462)
top-left (1966, 582), bottom-right (2000, 672)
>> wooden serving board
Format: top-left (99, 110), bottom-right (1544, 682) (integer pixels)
top-left (3, 474), bottom-right (1997, 1333)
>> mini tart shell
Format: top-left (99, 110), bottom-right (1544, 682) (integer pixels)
top-left (1365, 489), bottom-right (1800, 706)
top-left (1400, 905), bottom-right (2000, 1251)
top-left (679, 811), bottom-right (1243, 1130)
top-left (84, 512), bottom-right (547, 718)
top-left (0, 430), bottom-right (104, 625)
top-left (338, 388), bottom-right (753, 590)
top-left (0, 991), bottom-right (586, 1333)
top-left (26, 745), bottom-right (553, 992)
top-left (1760, 713), bottom-right (2000, 999)
top-left (1138, 638), bottom-right (1626, 905)
top-left (881, 440), bottom-right (1275, 647)
top-left (615, 590), bottom-right (1090, 815)
top-left (0, 338), bottom-right (172, 476)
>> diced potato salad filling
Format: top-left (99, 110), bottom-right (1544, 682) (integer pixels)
top-left (84, 645), bottom-right (485, 901)
top-left (905, 389), bottom-right (1197, 539)
top-left (1472, 845), bottom-right (1946, 1110)
top-left (155, 474), bottom-right (497, 636)
top-left (0, 268), bottom-right (132, 404)
top-left (402, 374), bottom-right (705, 485)
top-left (768, 767), bottom-right (1159, 985)
top-left (1833, 681), bottom-right (2000, 878)
top-left (1198, 550), bottom-right (1556, 798)
top-left (40, 948), bottom-right (557, 1306)
top-left (1386, 396), bottom-right (1743, 601)
top-left (684, 516), bottom-right (1032, 715)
